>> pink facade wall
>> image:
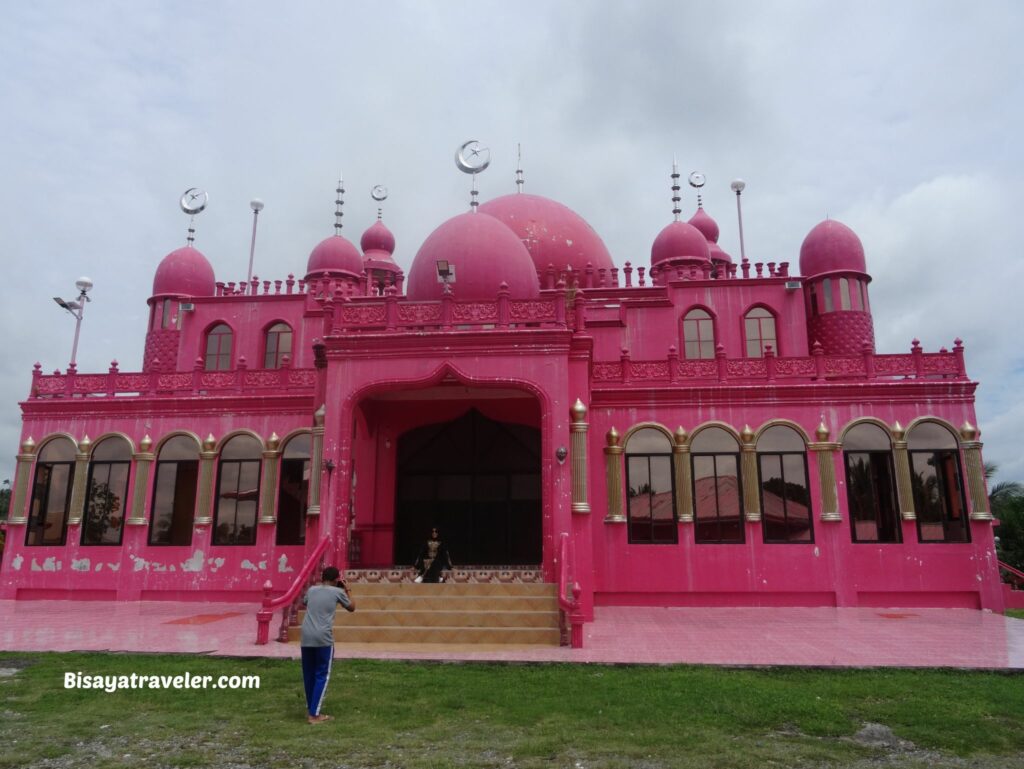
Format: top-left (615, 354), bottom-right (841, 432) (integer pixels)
top-left (1, 252), bottom-right (1002, 617)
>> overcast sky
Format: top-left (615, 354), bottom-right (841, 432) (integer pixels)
top-left (1, 1), bottom-right (1021, 482)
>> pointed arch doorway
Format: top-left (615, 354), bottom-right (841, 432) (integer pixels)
top-left (394, 408), bottom-right (542, 566)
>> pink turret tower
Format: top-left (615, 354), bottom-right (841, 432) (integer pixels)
top-left (800, 220), bottom-right (875, 355)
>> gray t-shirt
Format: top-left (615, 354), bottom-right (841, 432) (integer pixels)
top-left (300, 585), bottom-right (352, 647)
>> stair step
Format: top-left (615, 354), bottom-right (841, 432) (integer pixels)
top-left (288, 624), bottom-right (561, 645)
top-left (338, 595), bottom-right (559, 611)
top-left (347, 582), bottom-right (557, 597)
top-left (299, 609), bottom-right (558, 629)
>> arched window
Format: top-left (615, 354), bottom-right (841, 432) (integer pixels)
top-left (691, 427), bottom-right (743, 543)
top-left (26, 437), bottom-right (76, 546)
top-left (625, 427), bottom-right (676, 544)
top-left (908, 422), bottom-right (968, 543)
top-left (844, 423), bottom-right (900, 543)
top-left (757, 425), bottom-right (813, 543)
top-left (82, 437), bottom-right (131, 546)
top-left (204, 323), bottom-right (233, 371)
top-left (149, 435), bottom-right (200, 546)
top-left (839, 278), bottom-right (852, 311)
top-left (276, 434), bottom-right (311, 546)
top-left (264, 323), bottom-right (293, 369)
top-left (214, 435), bottom-right (262, 545)
top-left (744, 307), bottom-right (777, 358)
top-left (682, 309), bottom-right (715, 360)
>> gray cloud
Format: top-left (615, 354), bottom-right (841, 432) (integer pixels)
top-left (0, 0), bottom-right (1021, 480)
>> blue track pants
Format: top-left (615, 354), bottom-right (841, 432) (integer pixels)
top-left (301, 645), bottom-right (334, 717)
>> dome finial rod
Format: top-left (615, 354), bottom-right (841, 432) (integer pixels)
top-left (516, 143), bottom-right (524, 193)
top-left (334, 174), bottom-right (345, 234)
top-left (179, 187), bottom-right (208, 246)
top-left (371, 184), bottom-right (388, 221)
top-left (671, 157), bottom-right (681, 221)
top-left (455, 140), bottom-right (491, 212)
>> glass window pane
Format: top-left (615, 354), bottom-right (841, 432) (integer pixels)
top-left (823, 278), bottom-right (833, 312)
top-left (627, 457), bottom-right (651, 520)
top-left (221, 435), bottom-right (262, 460)
top-left (159, 435), bottom-right (199, 461)
top-left (844, 423), bottom-right (891, 452)
top-left (626, 427), bottom-right (671, 454)
top-left (91, 437), bottom-right (131, 462)
top-left (908, 422), bottom-right (958, 450)
top-left (757, 425), bottom-right (804, 452)
top-left (38, 438), bottom-right (76, 463)
top-left (840, 278), bottom-right (851, 310)
top-left (691, 427), bottom-right (738, 453)
top-left (282, 434), bottom-right (311, 459)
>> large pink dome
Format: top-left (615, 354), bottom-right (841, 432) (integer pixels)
top-left (651, 221), bottom-right (711, 266)
top-left (478, 193), bottom-right (614, 273)
top-left (406, 212), bottom-right (540, 301)
top-left (305, 234), bottom-right (364, 280)
top-left (799, 220), bottom-right (867, 277)
top-left (152, 246), bottom-right (216, 297)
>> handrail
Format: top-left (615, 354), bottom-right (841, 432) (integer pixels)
top-left (556, 532), bottom-right (584, 648)
top-left (999, 560), bottom-right (1024, 587)
top-left (255, 536), bottom-right (331, 645)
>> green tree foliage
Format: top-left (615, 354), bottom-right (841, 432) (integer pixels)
top-left (989, 464), bottom-right (1024, 573)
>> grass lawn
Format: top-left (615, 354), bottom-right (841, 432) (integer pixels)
top-left (1, 652), bottom-right (1023, 769)
top-left (1006, 608), bottom-right (1024, 620)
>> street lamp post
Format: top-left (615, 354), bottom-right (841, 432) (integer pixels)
top-left (53, 277), bottom-right (93, 368)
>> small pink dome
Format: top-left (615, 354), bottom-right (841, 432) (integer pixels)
top-left (360, 220), bottom-right (396, 255)
top-left (152, 246), bottom-right (215, 297)
top-left (688, 207), bottom-right (720, 243)
top-left (709, 242), bottom-right (733, 264)
top-left (478, 193), bottom-right (614, 273)
top-left (799, 220), bottom-right (867, 277)
top-left (651, 221), bottom-right (711, 266)
top-left (305, 234), bottom-right (363, 280)
top-left (406, 212), bottom-right (540, 301)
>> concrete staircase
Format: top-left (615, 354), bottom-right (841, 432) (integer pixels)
top-left (289, 580), bottom-right (561, 646)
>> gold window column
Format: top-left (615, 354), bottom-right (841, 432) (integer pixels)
top-left (891, 421), bottom-right (916, 520)
top-left (67, 435), bottom-right (92, 525)
top-left (126, 435), bottom-right (154, 526)
top-left (570, 399), bottom-right (590, 514)
top-left (740, 425), bottom-right (761, 522)
top-left (960, 421), bottom-right (992, 521)
top-left (7, 437), bottom-right (36, 524)
top-left (259, 433), bottom-right (281, 524)
top-left (673, 427), bottom-right (693, 523)
top-left (603, 427), bottom-right (625, 522)
top-left (194, 433), bottom-right (217, 525)
top-left (810, 422), bottom-right (841, 522)
top-left (308, 405), bottom-right (326, 517)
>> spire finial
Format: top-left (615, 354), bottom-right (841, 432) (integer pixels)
top-left (179, 188), bottom-right (208, 246)
top-left (371, 184), bottom-right (388, 222)
top-left (516, 143), bottom-right (524, 193)
top-left (671, 157), bottom-right (681, 221)
top-left (688, 171), bottom-right (706, 210)
top-left (333, 175), bottom-right (345, 234)
top-left (455, 140), bottom-right (491, 212)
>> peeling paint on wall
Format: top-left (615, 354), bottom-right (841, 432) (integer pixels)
top-left (95, 563), bottom-right (103, 571)
top-left (43, 557), bottom-right (59, 572)
top-left (108, 563), bottom-right (120, 572)
top-left (71, 558), bottom-right (90, 572)
top-left (131, 555), bottom-right (149, 572)
top-left (181, 551), bottom-right (205, 573)
top-left (11, 555), bottom-right (23, 571)
top-left (209, 557), bottom-right (225, 573)
top-left (278, 555), bottom-right (294, 573)
top-left (241, 560), bottom-right (258, 572)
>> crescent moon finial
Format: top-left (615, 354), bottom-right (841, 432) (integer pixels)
top-left (455, 140), bottom-right (491, 211)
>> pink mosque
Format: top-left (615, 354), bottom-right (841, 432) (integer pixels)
top-left (0, 160), bottom-right (1007, 635)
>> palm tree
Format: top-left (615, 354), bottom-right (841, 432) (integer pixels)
top-left (985, 462), bottom-right (1024, 516)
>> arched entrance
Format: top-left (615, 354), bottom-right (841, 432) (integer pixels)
top-left (394, 409), bottom-right (542, 566)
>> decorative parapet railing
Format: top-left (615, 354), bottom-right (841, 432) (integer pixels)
top-left (256, 536), bottom-right (332, 644)
top-left (321, 284), bottom-right (569, 333)
top-left (538, 258), bottom-right (792, 290)
top-left (593, 339), bottom-right (967, 386)
top-left (29, 360), bottom-right (317, 400)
